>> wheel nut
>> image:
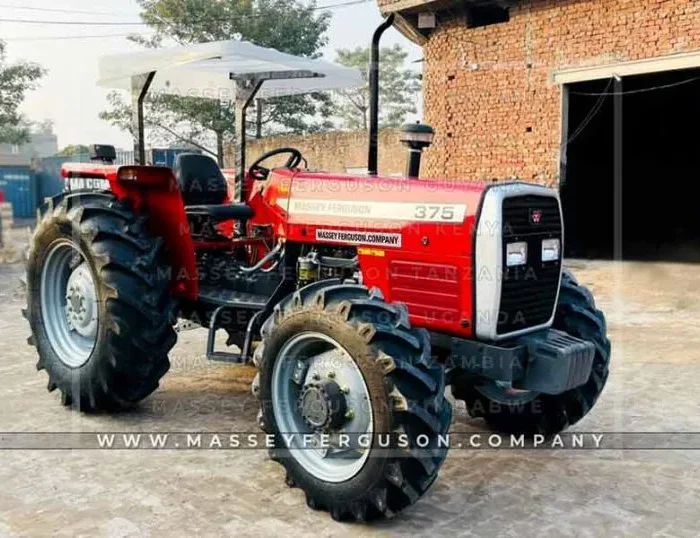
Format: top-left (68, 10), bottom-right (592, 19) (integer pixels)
top-left (328, 372), bottom-right (336, 379)
top-left (341, 386), bottom-right (350, 394)
top-left (345, 410), bottom-right (355, 420)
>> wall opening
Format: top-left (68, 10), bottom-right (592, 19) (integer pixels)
top-left (561, 67), bottom-right (700, 262)
top-left (467, 5), bottom-right (510, 28)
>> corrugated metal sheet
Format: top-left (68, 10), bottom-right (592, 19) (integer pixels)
top-left (0, 165), bottom-right (34, 219)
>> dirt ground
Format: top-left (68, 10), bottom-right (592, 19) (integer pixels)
top-left (1, 225), bottom-right (699, 536)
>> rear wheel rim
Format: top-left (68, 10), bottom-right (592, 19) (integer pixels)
top-left (40, 239), bottom-right (99, 368)
top-left (271, 331), bottom-right (373, 483)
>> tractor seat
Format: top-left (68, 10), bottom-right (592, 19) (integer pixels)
top-left (173, 153), bottom-right (253, 222)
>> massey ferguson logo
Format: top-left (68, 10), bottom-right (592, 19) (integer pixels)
top-left (530, 209), bottom-right (543, 225)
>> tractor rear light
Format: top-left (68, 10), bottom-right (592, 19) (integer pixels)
top-left (117, 166), bottom-right (173, 187)
top-left (506, 242), bottom-right (528, 267)
top-left (542, 239), bottom-right (561, 262)
top-left (118, 168), bottom-right (139, 182)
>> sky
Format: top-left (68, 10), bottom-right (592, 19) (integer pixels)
top-left (0, 0), bottom-right (421, 150)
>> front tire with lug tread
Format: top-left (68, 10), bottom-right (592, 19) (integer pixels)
top-left (254, 279), bottom-right (451, 521)
top-left (452, 270), bottom-right (611, 436)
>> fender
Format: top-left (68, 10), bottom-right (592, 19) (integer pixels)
top-left (61, 163), bottom-right (198, 301)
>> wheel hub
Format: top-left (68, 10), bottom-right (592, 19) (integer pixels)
top-left (272, 332), bottom-right (373, 483)
top-left (41, 240), bottom-right (99, 369)
top-left (298, 381), bottom-right (348, 432)
top-left (64, 263), bottom-right (98, 339)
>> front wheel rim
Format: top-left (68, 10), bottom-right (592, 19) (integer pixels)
top-left (40, 239), bottom-right (99, 368)
top-left (271, 331), bottom-right (373, 483)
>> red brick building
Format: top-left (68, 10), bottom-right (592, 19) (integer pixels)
top-left (377, 0), bottom-right (700, 259)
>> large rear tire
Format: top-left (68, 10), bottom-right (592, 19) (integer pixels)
top-left (452, 270), bottom-right (611, 436)
top-left (25, 192), bottom-right (177, 412)
top-left (254, 280), bottom-right (451, 521)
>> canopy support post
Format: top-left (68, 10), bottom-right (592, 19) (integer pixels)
top-left (131, 71), bottom-right (156, 165)
top-left (255, 99), bottom-right (263, 139)
top-left (233, 78), bottom-right (263, 203)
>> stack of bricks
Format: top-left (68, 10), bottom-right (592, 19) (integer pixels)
top-left (379, 0), bottom-right (700, 184)
top-left (0, 202), bottom-right (12, 248)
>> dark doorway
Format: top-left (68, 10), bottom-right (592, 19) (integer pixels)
top-left (561, 67), bottom-right (700, 261)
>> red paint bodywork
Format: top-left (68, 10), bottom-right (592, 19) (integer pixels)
top-left (282, 171), bottom-right (487, 338)
top-left (62, 162), bottom-right (489, 338)
top-left (62, 164), bottom-right (199, 301)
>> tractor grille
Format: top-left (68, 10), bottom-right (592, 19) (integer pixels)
top-left (497, 195), bottom-right (562, 336)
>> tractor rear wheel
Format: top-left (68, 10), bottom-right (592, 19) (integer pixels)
top-left (254, 280), bottom-right (451, 521)
top-left (25, 192), bottom-right (177, 412)
top-left (452, 270), bottom-right (611, 436)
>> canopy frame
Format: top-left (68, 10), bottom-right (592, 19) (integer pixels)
top-left (103, 39), bottom-right (362, 200)
top-left (230, 70), bottom-right (322, 201)
top-left (128, 67), bottom-right (326, 203)
top-left (131, 71), bottom-right (156, 166)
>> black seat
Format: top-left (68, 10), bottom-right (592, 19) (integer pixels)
top-left (173, 153), bottom-right (253, 222)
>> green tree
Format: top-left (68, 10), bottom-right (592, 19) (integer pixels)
top-left (57, 144), bottom-right (91, 156)
top-left (0, 41), bottom-right (45, 144)
top-left (100, 0), bottom-right (333, 164)
top-left (334, 44), bottom-right (420, 130)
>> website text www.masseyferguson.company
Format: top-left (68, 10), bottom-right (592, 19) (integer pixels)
top-left (1, 432), bottom-right (698, 450)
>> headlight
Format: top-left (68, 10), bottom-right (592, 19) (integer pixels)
top-left (506, 242), bottom-right (528, 267)
top-left (542, 239), bottom-right (561, 262)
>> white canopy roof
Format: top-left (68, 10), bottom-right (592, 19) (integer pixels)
top-left (98, 40), bottom-right (363, 100)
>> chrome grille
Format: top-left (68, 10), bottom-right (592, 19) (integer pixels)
top-left (497, 195), bottom-right (562, 336)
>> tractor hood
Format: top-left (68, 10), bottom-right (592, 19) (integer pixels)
top-left (281, 171), bottom-right (489, 257)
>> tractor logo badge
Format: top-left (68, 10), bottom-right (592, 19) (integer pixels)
top-left (530, 209), bottom-right (543, 225)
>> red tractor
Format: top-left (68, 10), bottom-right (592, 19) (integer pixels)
top-left (24, 25), bottom-right (610, 522)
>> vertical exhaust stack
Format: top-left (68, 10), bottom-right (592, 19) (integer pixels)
top-left (400, 122), bottom-right (435, 178)
top-left (367, 14), bottom-right (395, 176)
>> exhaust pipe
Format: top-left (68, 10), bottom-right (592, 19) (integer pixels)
top-left (400, 122), bottom-right (435, 178)
top-left (367, 14), bottom-right (395, 176)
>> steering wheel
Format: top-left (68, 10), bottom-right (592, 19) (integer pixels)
top-left (248, 147), bottom-right (304, 181)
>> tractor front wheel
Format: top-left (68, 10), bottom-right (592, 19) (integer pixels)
top-left (452, 270), bottom-right (611, 436)
top-left (254, 280), bottom-right (451, 521)
top-left (25, 192), bottom-right (177, 412)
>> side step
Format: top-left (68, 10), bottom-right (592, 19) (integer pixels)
top-left (206, 306), bottom-right (264, 364)
top-left (198, 285), bottom-right (268, 309)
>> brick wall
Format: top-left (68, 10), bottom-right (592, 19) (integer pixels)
top-left (414, 0), bottom-right (700, 183)
top-left (224, 129), bottom-right (408, 176)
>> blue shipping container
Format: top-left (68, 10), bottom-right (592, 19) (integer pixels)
top-left (150, 148), bottom-right (200, 167)
top-left (33, 155), bottom-right (85, 204)
top-left (0, 165), bottom-right (34, 219)
top-left (32, 150), bottom-right (135, 205)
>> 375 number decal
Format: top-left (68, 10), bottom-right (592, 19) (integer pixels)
top-left (415, 205), bottom-right (459, 222)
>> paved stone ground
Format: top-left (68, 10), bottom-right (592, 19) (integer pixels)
top-left (1, 258), bottom-right (699, 537)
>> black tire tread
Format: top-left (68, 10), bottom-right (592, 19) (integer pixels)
top-left (452, 270), bottom-right (611, 436)
top-left (254, 279), bottom-right (451, 521)
top-left (26, 192), bottom-right (177, 412)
